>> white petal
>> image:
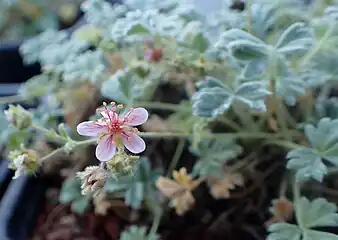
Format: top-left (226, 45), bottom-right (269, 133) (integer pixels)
top-left (95, 134), bottom-right (117, 161)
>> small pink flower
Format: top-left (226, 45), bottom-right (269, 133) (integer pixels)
top-left (77, 103), bottom-right (148, 161)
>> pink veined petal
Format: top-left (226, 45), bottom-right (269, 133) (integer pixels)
top-left (123, 108), bottom-right (149, 126)
top-left (77, 121), bottom-right (106, 137)
top-left (100, 110), bottom-right (118, 122)
top-left (95, 134), bottom-right (117, 161)
top-left (121, 131), bottom-right (146, 154)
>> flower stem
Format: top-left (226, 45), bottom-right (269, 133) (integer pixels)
top-left (32, 124), bottom-right (66, 143)
top-left (74, 138), bottom-right (97, 147)
top-left (149, 209), bottom-right (162, 238)
top-left (139, 131), bottom-right (299, 140)
top-left (0, 95), bottom-right (24, 104)
top-left (263, 140), bottom-right (303, 149)
top-left (39, 147), bottom-right (65, 163)
top-left (166, 139), bottom-right (185, 177)
top-left (300, 22), bottom-right (335, 67)
top-left (135, 101), bottom-right (188, 112)
top-left (292, 178), bottom-right (305, 230)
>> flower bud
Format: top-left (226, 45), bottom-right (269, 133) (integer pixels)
top-left (145, 48), bottom-right (163, 62)
top-left (4, 104), bottom-right (32, 130)
top-left (107, 151), bottom-right (139, 176)
top-left (77, 166), bottom-right (106, 197)
top-left (8, 148), bottom-right (39, 179)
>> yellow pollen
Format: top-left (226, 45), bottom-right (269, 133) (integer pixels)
top-left (110, 102), bottom-right (116, 106)
top-left (117, 104), bottom-right (123, 109)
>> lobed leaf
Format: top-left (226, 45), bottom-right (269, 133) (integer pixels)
top-left (287, 118), bottom-right (338, 181)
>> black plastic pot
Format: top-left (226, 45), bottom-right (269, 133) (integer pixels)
top-left (0, 82), bottom-right (47, 240)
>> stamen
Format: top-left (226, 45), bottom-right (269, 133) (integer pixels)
top-left (117, 104), bottom-right (123, 109)
top-left (103, 102), bottom-right (107, 106)
top-left (110, 102), bottom-right (116, 106)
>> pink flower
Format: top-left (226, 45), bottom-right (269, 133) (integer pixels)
top-left (77, 103), bottom-right (148, 161)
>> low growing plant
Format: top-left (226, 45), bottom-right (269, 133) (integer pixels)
top-left (2, 0), bottom-right (338, 239)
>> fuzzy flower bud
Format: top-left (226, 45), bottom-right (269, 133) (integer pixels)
top-left (4, 104), bottom-right (32, 130)
top-left (8, 148), bottom-right (39, 179)
top-left (106, 150), bottom-right (139, 176)
top-left (77, 166), bottom-right (107, 197)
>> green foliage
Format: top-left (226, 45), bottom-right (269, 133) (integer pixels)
top-left (191, 138), bottom-right (243, 178)
top-left (59, 176), bottom-right (91, 215)
top-left (101, 69), bottom-right (136, 105)
top-left (287, 118), bottom-right (338, 182)
top-left (192, 76), bottom-right (270, 118)
top-left (104, 158), bottom-right (161, 210)
top-left (267, 197), bottom-right (338, 240)
top-left (120, 226), bottom-right (159, 240)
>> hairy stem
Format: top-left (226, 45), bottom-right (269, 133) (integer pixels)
top-left (136, 101), bottom-right (188, 112)
top-left (0, 95), bottom-right (24, 104)
top-left (166, 139), bottom-right (185, 177)
top-left (149, 209), bottom-right (162, 238)
top-left (292, 178), bottom-right (305, 230)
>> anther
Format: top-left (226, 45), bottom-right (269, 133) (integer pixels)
top-left (103, 102), bottom-right (107, 106)
top-left (110, 102), bottom-right (116, 106)
top-left (117, 104), bottom-right (123, 109)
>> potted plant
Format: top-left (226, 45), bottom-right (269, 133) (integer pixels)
top-left (2, 0), bottom-right (338, 239)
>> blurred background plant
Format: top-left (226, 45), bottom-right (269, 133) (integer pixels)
top-left (0, 0), bottom-right (82, 41)
top-left (1, 0), bottom-right (338, 239)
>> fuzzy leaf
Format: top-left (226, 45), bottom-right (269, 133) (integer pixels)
top-left (287, 118), bottom-right (338, 181)
top-left (192, 77), bottom-right (270, 118)
top-left (71, 195), bottom-right (91, 215)
top-left (227, 40), bottom-right (268, 61)
top-left (298, 197), bottom-right (338, 228)
top-left (191, 138), bottom-right (243, 178)
top-left (126, 23), bottom-right (151, 36)
top-left (191, 33), bottom-right (209, 53)
top-left (101, 69), bottom-right (135, 104)
top-left (125, 182), bottom-right (144, 209)
top-left (267, 223), bottom-right (302, 240)
top-left (219, 28), bottom-right (268, 61)
top-left (120, 226), bottom-right (159, 240)
top-left (275, 22), bottom-right (314, 55)
top-left (59, 176), bottom-right (83, 203)
top-left (303, 230), bottom-right (338, 240)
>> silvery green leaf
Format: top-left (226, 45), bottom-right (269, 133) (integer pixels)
top-left (275, 22), bottom-right (314, 55)
top-left (325, 6), bottom-right (338, 20)
top-left (191, 138), bottom-right (243, 178)
top-left (276, 75), bottom-right (307, 106)
top-left (287, 118), bottom-right (338, 181)
top-left (81, 0), bottom-right (127, 31)
top-left (18, 74), bottom-right (54, 98)
top-left (242, 60), bottom-right (267, 78)
top-left (126, 23), bottom-right (151, 36)
top-left (125, 182), bottom-right (144, 209)
top-left (316, 98), bottom-right (338, 120)
top-left (63, 50), bottom-right (105, 84)
top-left (101, 69), bottom-right (135, 105)
top-left (104, 175), bottom-right (133, 193)
top-left (303, 230), bottom-right (338, 240)
top-left (219, 28), bottom-right (265, 46)
top-left (71, 195), bottom-right (91, 215)
top-left (310, 52), bottom-right (338, 82)
top-left (59, 176), bottom-right (82, 203)
top-left (227, 39), bottom-right (269, 61)
top-left (267, 223), bottom-right (302, 240)
top-left (40, 39), bottom-right (89, 72)
top-left (120, 226), bottom-right (159, 240)
top-left (191, 32), bottom-right (209, 53)
top-left (297, 197), bottom-right (338, 228)
top-left (19, 30), bottom-right (67, 64)
top-left (192, 77), bottom-right (270, 118)
top-left (249, 3), bottom-right (277, 39)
